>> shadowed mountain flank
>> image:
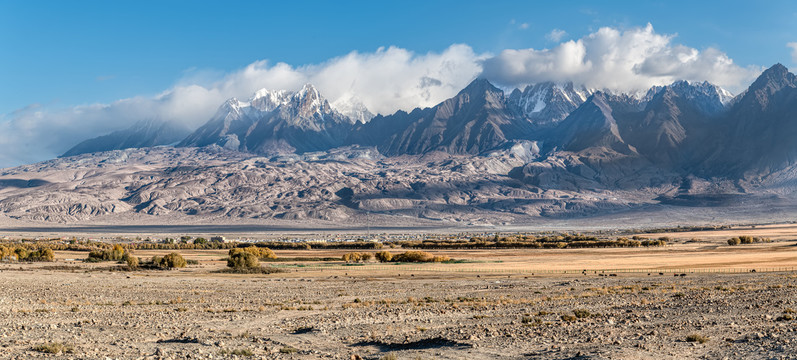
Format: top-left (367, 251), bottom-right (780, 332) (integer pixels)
top-left (25, 64), bottom-right (797, 225)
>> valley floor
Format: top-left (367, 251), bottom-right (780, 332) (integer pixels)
top-left (2, 238), bottom-right (797, 359)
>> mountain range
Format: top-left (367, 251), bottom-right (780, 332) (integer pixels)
top-left (7, 63), bottom-right (796, 226)
top-left (63, 64), bottom-right (796, 179)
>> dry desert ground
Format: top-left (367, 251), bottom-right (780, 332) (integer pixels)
top-left (2, 226), bottom-right (797, 359)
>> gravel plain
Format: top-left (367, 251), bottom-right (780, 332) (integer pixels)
top-left (2, 259), bottom-right (797, 359)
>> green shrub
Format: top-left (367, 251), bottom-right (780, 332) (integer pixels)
top-left (727, 238), bottom-right (741, 246)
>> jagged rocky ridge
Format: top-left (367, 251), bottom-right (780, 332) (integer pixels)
top-left (19, 64), bottom-right (797, 224)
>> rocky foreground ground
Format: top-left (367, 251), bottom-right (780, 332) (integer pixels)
top-left (1, 265), bottom-right (796, 359)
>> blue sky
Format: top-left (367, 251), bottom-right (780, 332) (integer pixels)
top-left (2, 0), bottom-right (796, 114)
top-left (0, 0), bottom-right (796, 167)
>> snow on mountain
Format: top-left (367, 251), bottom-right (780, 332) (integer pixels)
top-left (665, 80), bottom-right (734, 115)
top-left (507, 82), bottom-right (594, 125)
top-left (331, 96), bottom-right (375, 124)
top-left (180, 84), bottom-right (357, 155)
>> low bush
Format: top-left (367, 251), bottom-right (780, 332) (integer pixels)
top-left (560, 314), bottom-right (577, 322)
top-left (728, 236), bottom-right (771, 246)
top-left (228, 252), bottom-right (259, 269)
top-left (219, 348), bottom-right (253, 356)
top-left (86, 244), bottom-right (129, 262)
top-left (342, 252), bottom-right (374, 263)
top-left (279, 347), bottom-right (298, 354)
top-left (230, 246), bottom-right (276, 260)
top-left (32, 342), bottom-right (74, 354)
top-left (26, 247), bottom-right (54, 261)
top-left (392, 251), bottom-right (450, 263)
top-left (686, 333), bottom-right (709, 344)
top-left (125, 255), bottom-right (139, 269)
top-left (572, 309), bottom-right (593, 319)
top-left (154, 252), bottom-right (186, 269)
top-left (0, 245), bottom-right (54, 262)
top-left (375, 250), bottom-right (393, 262)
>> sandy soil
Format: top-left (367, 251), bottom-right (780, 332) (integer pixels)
top-left (2, 239), bottom-right (797, 359)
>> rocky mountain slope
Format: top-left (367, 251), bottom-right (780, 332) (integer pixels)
top-left (9, 64), bottom-right (797, 226)
top-left (179, 84), bottom-right (358, 155)
top-left (61, 119), bottom-right (190, 157)
top-left (351, 79), bottom-right (534, 156)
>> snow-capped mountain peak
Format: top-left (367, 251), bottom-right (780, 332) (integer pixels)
top-left (331, 96), bottom-right (375, 124)
top-left (250, 88), bottom-right (293, 112)
top-left (287, 83), bottom-right (333, 119)
top-left (668, 80), bottom-right (734, 104)
top-left (508, 81), bottom-right (594, 125)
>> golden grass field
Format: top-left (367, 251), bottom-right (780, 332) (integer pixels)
top-left (46, 223), bottom-right (797, 275)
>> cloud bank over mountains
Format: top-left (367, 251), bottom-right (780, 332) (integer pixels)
top-left (483, 24), bottom-right (761, 93)
top-left (0, 24), bottom-right (766, 168)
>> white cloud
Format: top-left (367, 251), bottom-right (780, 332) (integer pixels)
top-left (0, 25), bottom-right (766, 168)
top-left (0, 45), bottom-right (485, 167)
top-left (519, 23), bottom-right (529, 30)
top-left (789, 42), bottom-right (797, 63)
top-left (546, 29), bottom-right (567, 42)
top-left (483, 23), bottom-right (761, 94)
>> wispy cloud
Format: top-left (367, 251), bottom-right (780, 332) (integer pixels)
top-left (788, 42), bottom-right (797, 63)
top-left (0, 45), bottom-right (486, 167)
top-left (546, 29), bottom-right (567, 42)
top-left (0, 24), bottom-right (766, 168)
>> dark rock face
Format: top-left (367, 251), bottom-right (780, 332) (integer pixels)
top-left (353, 79), bottom-right (533, 156)
top-left (702, 64), bottom-right (797, 178)
top-left (61, 119), bottom-right (190, 157)
top-left (65, 64), bottom-right (797, 191)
